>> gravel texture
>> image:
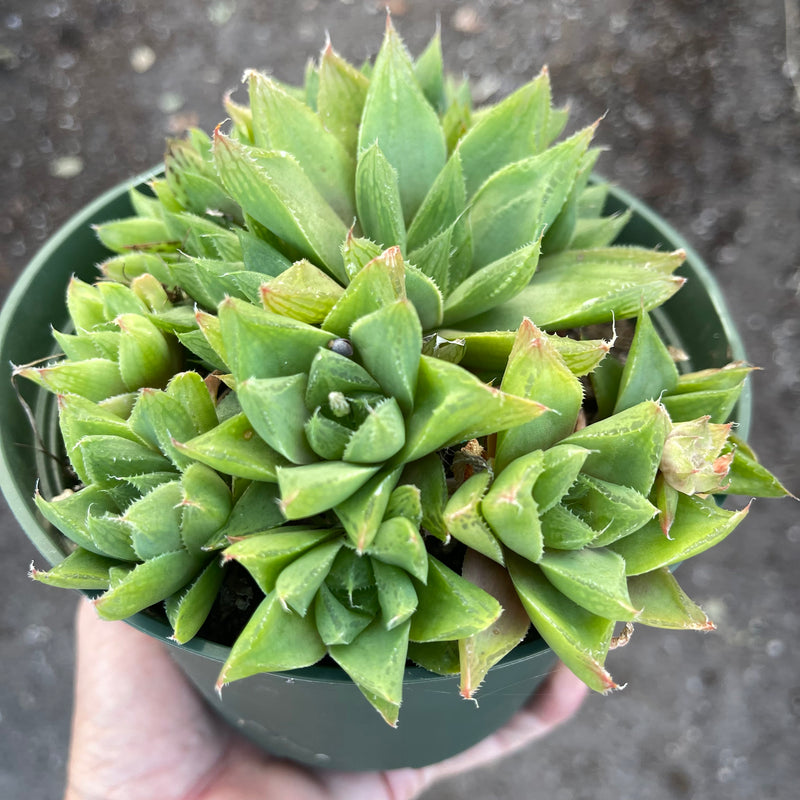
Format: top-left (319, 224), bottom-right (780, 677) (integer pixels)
top-left (1, 2), bottom-right (798, 798)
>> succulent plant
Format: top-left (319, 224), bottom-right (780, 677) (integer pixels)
top-left (17, 20), bottom-right (789, 726)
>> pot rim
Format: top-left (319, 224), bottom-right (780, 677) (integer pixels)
top-left (0, 166), bottom-right (751, 685)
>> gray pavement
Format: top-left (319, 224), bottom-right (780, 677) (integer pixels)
top-left (1, 1), bottom-right (798, 798)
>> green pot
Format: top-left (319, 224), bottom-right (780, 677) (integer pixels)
top-left (0, 169), bottom-right (750, 771)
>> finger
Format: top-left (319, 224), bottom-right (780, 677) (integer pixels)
top-left (67, 599), bottom-right (229, 800)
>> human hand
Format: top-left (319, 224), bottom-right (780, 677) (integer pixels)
top-left (64, 599), bottom-right (587, 800)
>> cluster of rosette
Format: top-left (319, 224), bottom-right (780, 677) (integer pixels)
top-left (17, 21), bottom-right (788, 723)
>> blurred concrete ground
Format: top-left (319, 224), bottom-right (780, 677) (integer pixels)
top-left (1, 1), bottom-right (798, 798)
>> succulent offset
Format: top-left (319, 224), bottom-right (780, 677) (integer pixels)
top-left (17, 22), bottom-right (790, 725)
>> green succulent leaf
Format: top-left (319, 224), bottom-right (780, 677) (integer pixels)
top-left (223, 528), bottom-right (336, 594)
top-left (660, 362), bottom-right (753, 425)
top-left (247, 70), bottom-right (356, 221)
top-left (165, 559), bottom-right (226, 644)
top-left (334, 467), bottom-right (402, 552)
top-left (359, 20), bottom-right (447, 223)
top-left (540, 148), bottom-right (599, 255)
top-left (133, 272), bottom-right (177, 310)
top-left (723, 434), bottom-right (793, 497)
top-left (669, 362), bottom-right (754, 393)
top-left (15, 359), bottom-right (127, 403)
top-left (314, 581), bottom-right (373, 646)
top-left (317, 43), bottom-right (370, 155)
top-left (166, 258), bottom-right (245, 309)
top-left (206, 481), bottom-right (284, 548)
top-left (371, 559), bottom-right (418, 630)
top-left (406, 152), bottom-right (466, 252)
top-left (94, 217), bottom-right (176, 254)
top-left (355, 143), bottom-right (407, 252)
top-left (213, 133), bottom-right (348, 281)
top-left (445, 329), bottom-right (612, 376)
top-left (85, 513), bottom-right (136, 561)
top-left (460, 247), bottom-right (685, 332)
top-left (468, 125), bottom-right (594, 269)
top-left (653, 473), bottom-right (680, 538)
top-left (403, 263), bottom-right (444, 330)
top-left (403, 355), bottom-right (549, 462)
top-left (540, 504), bottom-right (599, 550)
top-left (408, 640), bottom-right (460, 675)
top-left (78, 435), bottom-right (176, 486)
top-left (577, 183), bottom-right (608, 218)
top-left (223, 92), bottom-right (254, 142)
top-left (609, 494), bottom-right (751, 576)
top-left (179, 464), bottom-right (233, 554)
top-left (413, 30), bottom-right (446, 112)
top-left (590, 355), bottom-right (625, 420)
top-left (259, 259), bottom-right (344, 324)
top-left (323, 247), bottom-right (406, 336)
top-left (407, 225), bottom-right (452, 298)
top-left (165, 371), bottom-right (219, 434)
top-left (278, 461), bottom-right (380, 520)
top-left (30, 548), bottom-right (123, 590)
top-left (399, 453), bottom-right (449, 540)
top-left (237, 374), bottom-right (314, 465)
top-left (457, 68), bottom-right (553, 197)
top-left (495, 319), bottom-right (583, 471)
top-left (384, 484), bottom-right (423, 528)
top-left (57, 394), bottom-right (143, 485)
top-left (410, 555), bottom-right (501, 642)
top-left (565, 474), bottom-right (659, 547)
top-left (539, 547), bottom-right (639, 621)
top-left (614, 310), bottom-right (679, 413)
top-left (341, 234), bottom-right (382, 280)
top-left (327, 546), bottom-right (375, 600)
top-left (367, 516), bottom-right (428, 583)
top-left (570, 209), bottom-right (633, 250)
top-left (93, 549), bottom-right (201, 620)
top-left (275, 537), bottom-right (344, 616)
top-left (218, 592), bottom-right (326, 685)
top-left (66, 277), bottom-right (111, 330)
top-left (532, 443), bottom-right (592, 514)
top-left (174, 413), bottom-right (288, 482)
top-left (164, 140), bottom-right (241, 223)
top-left (304, 410), bottom-right (350, 461)
top-left (177, 332), bottom-right (228, 374)
top-left (305, 347), bottom-right (381, 409)
top-left (441, 242), bottom-right (541, 327)
top-left (237, 227), bottom-right (293, 276)
top-left (507, 551), bottom-right (617, 693)
top-left (564, 401), bottom-right (671, 496)
top-left (627, 567), bottom-right (714, 630)
top-left (350, 299), bottom-right (421, 415)
top-left (444, 471), bottom-right (504, 564)
top-left (128, 387), bottom-right (203, 470)
top-left (52, 329), bottom-right (121, 362)
top-left (124, 480), bottom-right (184, 560)
top-left (219, 297), bottom-right (333, 381)
top-left (329, 617), bottom-right (411, 726)
top-left (482, 451), bottom-right (545, 563)
top-left (343, 398), bottom-right (406, 463)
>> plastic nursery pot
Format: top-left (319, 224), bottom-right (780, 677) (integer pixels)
top-left (0, 169), bottom-right (751, 771)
